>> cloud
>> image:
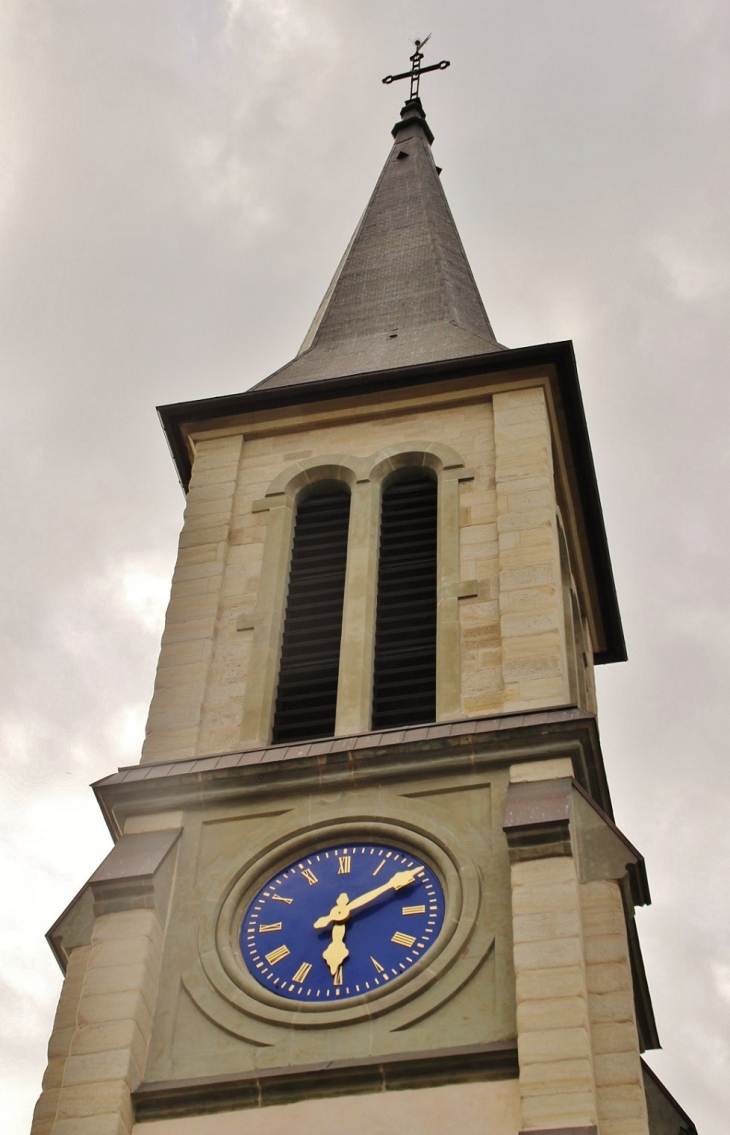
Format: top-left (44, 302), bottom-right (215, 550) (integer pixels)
top-left (650, 234), bottom-right (730, 302)
top-left (0, 2), bottom-right (728, 1133)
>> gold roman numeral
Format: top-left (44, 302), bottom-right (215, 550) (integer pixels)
top-left (292, 962), bottom-right (312, 984)
top-left (391, 932), bottom-right (416, 948)
top-left (402, 905), bottom-right (426, 915)
top-left (334, 966), bottom-right (343, 986)
top-left (265, 945), bottom-right (290, 965)
top-left (271, 894), bottom-right (293, 904)
top-left (337, 856), bottom-right (351, 874)
top-left (300, 868), bottom-right (318, 885)
top-left (370, 956), bottom-right (385, 973)
top-left (372, 859), bottom-right (386, 877)
top-left (258, 922), bottom-right (283, 933)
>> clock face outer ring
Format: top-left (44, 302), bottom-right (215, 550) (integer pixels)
top-left (199, 817), bottom-right (482, 1029)
top-left (239, 840), bottom-right (446, 1004)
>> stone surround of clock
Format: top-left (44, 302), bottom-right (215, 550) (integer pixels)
top-left (161, 789), bottom-right (492, 1051)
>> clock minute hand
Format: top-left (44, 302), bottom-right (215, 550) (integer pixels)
top-left (347, 867), bottom-right (424, 914)
top-left (313, 867), bottom-right (423, 930)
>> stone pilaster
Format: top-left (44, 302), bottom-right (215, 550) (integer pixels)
top-left (581, 881), bottom-right (650, 1135)
top-left (494, 388), bottom-right (570, 713)
top-left (512, 854), bottom-right (599, 1131)
top-left (31, 944), bottom-right (92, 1135)
top-left (504, 761), bottom-right (654, 1135)
top-left (142, 434), bottom-right (244, 763)
top-left (32, 831), bottom-right (179, 1134)
top-left (32, 909), bottom-right (163, 1135)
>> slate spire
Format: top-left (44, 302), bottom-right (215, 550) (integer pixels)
top-left (254, 98), bottom-right (503, 392)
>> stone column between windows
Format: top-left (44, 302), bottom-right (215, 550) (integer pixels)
top-left (493, 387), bottom-right (570, 714)
top-left (335, 478), bottom-right (379, 736)
top-left (437, 467), bottom-right (468, 720)
top-left (142, 433), bottom-right (244, 764)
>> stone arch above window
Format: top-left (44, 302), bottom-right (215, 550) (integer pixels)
top-left (364, 440), bottom-right (468, 486)
top-left (257, 455), bottom-right (365, 506)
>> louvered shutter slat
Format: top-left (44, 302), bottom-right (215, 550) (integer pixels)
top-left (372, 475), bottom-right (437, 729)
top-left (272, 487), bottom-right (351, 744)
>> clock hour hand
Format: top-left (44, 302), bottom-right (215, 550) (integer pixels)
top-left (313, 868), bottom-right (424, 930)
top-left (322, 922), bottom-right (349, 980)
top-left (314, 891), bottom-right (351, 930)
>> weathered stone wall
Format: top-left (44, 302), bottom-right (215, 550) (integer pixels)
top-left (506, 759), bottom-right (652, 1135)
top-left (508, 759), bottom-right (599, 1132)
top-left (142, 434), bottom-right (244, 763)
top-left (141, 377), bottom-right (589, 764)
top-left (494, 388), bottom-right (571, 714)
top-left (32, 742), bottom-right (654, 1135)
top-left (142, 758), bottom-right (513, 1084)
top-left (582, 880), bottom-right (650, 1135)
top-left (31, 910), bottom-right (164, 1135)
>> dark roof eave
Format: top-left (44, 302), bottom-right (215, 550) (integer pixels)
top-left (157, 341), bottom-right (626, 665)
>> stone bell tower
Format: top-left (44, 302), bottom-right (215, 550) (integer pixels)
top-left (32, 76), bottom-right (695, 1135)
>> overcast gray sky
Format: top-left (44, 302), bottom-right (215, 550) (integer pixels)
top-left (1, 2), bottom-right (728, 1132)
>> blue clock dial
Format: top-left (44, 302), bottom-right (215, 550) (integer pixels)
top-left (240, 842), bottom-right (445, 1003)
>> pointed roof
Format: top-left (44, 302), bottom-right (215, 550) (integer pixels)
top-left (253, 99), bottom-right (504, 392)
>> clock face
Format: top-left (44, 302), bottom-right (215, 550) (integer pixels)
top-left (240, 842), bottom-right (445, 1003)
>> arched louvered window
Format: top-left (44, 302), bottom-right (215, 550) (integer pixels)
top-left (272, 483), bottom-right (351, 744)
top-left (372, 470), bottom-right (437, 730)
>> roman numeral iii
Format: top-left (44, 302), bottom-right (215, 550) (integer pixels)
top-left (391, 932), bottom-right (416, 947)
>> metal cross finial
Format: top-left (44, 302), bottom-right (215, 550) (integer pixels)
top-left (382, 35), bottom-right (450, 100)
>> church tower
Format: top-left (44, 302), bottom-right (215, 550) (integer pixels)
top-left (32, 56), bottom-right (695, 1135)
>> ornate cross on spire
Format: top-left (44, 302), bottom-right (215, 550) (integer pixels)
top-left (382, 35), bottom-right (450, 101)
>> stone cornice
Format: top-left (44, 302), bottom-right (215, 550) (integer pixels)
top-left (133, 1041), bottom-right (518, 1121)
top-left (93, 708), bottom-right (610, 839)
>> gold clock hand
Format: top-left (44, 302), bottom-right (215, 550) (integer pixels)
top-left (313, 868), bottom-right (423, 930)
top-left (348, 867), bottom-right (424, 913)
top-left (322, 923), bottom-right (349, 978)
top-left (313, 891), bottom-right (350, 931)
